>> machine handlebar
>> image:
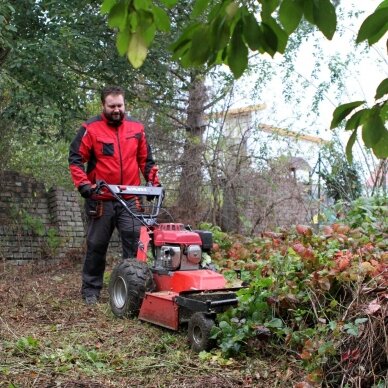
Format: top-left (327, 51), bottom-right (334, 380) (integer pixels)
top-left (94, 181), bottom-right (164, 225)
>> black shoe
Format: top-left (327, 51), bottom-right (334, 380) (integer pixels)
top-left (84, 295), bottom-right (99, 305)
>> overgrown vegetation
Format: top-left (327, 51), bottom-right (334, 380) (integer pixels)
top-left (0, 196), bottom-right (386, 387)
top-left (0, 257), bottom-right (303, 387)
top-left (206, 195), bottom-right (387, 387)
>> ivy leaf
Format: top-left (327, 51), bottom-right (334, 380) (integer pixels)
top-left (345, 129), bottom-right (358, 164)
top-left (265, 318), bottom-right (283, 329)
top-left (279, 0), bottom-right (304, 34)
top-left (375, 78), bottom-right (388, 100)
top-left (344, 323), bottom-right (359, 337)
top-left (357, 7), bottom-right (388, 45)
top-left (331, 101), bottom-right (365, 129)
top-left (227, 20), bottom-right (248, 78)
top-left (127, 31), bottom-right (148, 68)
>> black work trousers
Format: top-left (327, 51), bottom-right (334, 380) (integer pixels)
top-left (81, 199), bottom-right (142, 298)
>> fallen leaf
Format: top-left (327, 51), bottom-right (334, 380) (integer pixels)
top-left (116, 325), bottom-right (125, 333)
top-left (296, 225), bottom-right (313, 236)
top-left (337, 257), bottom-right (350, 271)
top-left (364, 299), bottom-right (381, 315)
top-left (294, 382), bottom-right (314, 388)
top-left (341, 348), bottom-right (360, 362)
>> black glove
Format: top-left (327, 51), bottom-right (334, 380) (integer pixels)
top-left (146, 184), bottom-right (164, 202)
top-left (78, 184), bottom-right (93, 198)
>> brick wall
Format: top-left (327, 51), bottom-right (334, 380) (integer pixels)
top-left (0, 170), bottom-right (86, 261)
top-left (0, 171), bottom-right (122, 262)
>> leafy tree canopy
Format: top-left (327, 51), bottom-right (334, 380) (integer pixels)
top-left (101, 0), bottom-right (388, 160)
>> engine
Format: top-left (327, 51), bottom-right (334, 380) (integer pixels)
top-left (152, 224), bottom-right (212, 271)
top-left (154, 244), bottom-right (202, 271)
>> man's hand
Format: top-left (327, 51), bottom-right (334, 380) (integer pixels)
top-left (148, 165), bottom-right (160, 187)
top-left (78, 184), bottom-right (93, 198)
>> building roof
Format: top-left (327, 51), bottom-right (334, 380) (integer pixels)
top-left (259, 124), bottom-right (329, 145)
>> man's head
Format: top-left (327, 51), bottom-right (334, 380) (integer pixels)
top-left (101, 86), bottom-right (125, 126)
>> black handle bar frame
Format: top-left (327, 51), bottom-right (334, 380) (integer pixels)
top-left (94, 181), bottom-right (164, 227)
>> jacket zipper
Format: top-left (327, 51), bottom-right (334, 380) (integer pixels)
top-left (116, 129), bottom-right (123, 184)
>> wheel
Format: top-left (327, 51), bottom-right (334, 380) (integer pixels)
top-left (188, 312), bottom-right (216, 352)
top-left (109, 259), bottom-right (154, 318)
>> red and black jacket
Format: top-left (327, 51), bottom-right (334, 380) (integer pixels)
top-left (69, 113), bottom-right (156, 198)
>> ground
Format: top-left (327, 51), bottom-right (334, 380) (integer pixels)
top-left (0, 258), bottom-right (303, 388)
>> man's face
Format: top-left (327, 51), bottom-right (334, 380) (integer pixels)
top-left (103, 94), bottom-right (125, 124)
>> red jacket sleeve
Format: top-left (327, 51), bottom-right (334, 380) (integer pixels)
top-left (68, 125), bottom-right (93, 188)
top-left (137, 128), bottom-right (156, 182)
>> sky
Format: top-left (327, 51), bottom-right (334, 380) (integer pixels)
top-left (221, 0), bottom-right (387, 185)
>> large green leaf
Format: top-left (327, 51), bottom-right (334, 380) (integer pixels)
top-left (141, 22), bottom-right (156, 46)
top-left (127, 31), bottom-right (148, 68)
top-left (116, 27), bottom-right (130, 56)
top-left (210, 15), bottom-right (231, 51)
top-left (152, 6), bottom-right (170, 32)
top-left (263, 16), bottom-right (288, 53)
top-left (227, 20), bottom-right (248, 78)
top-left (345, 109), bottom-right (368, 131)
top-left (192, 0), bottom-right (210, 18)
top-left (345, 129), bottom-right (358, 163)
top-left (261, 22), bottom-right (278, 56)
top-left (261, 0), bottom-right (280, 16)
top-left (108, 1), bottom-right (129, 30)
top-left (303, 0), bottom-right (336, 39)
top-left (330, 101), bottom-right (365, 129)
top-left (313, 0), bottom-right (337, 40)
top-left (279, 0), bottom-right (304, 34)
top-left (375, 78), bottom-right (388, 100)
top-left (160, 0), bottom-right (178, 7)
top-left (170, 22), bottom-right (199, 57)
top-left (134, 0), bottom-right (151, 10)
top-left (242, 11), bottom-right (261, 51)
top-left (100, 0), bottom-right (116, 14)
top-left (356, 7), bottom-right (388, 45)
top-left (303, 0), bottom-right (314, 24)
top-left (372, 128), bottom-right (388, 158)
top-left (188, 25), bottom-right (211, 65)
top-left (362, 109), bottom-right (385, 148)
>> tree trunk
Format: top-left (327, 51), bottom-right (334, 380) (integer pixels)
top-left (176, 72), bottom-right (207, 224)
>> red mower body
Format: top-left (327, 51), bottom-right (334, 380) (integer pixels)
top-left (137, 223), bottom-right (231, 330)
top-left (103, 183), bottom-right (240, 352)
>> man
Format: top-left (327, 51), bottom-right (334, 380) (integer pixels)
top-left (69, 86), bottom-right (160, 305)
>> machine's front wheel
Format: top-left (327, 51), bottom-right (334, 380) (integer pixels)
top-left (188, 312), bottom-right (216, 352)
top-left (109, 259), bottom-right (154, 318)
